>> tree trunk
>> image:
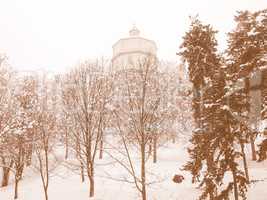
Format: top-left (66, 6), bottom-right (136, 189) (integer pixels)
top-left (1, 160), bottom-right (13, 187)
top-left (209, 190), bottom-right (214, 200)
top-left (141, 141), bottom-right (147, 200)
top-left (231, 168), bottom-right (239, 200)
top-left (153, 136), bottom-right (157, 163)
top-left (1, 168), bottom-right (10, 187)
top-left (172, 136), bottom-right (175, 144)
top-left (99, 138), bottom-right (103, 159)
top-left (240, 141), bottom-right (249, 182)
top-left (89, 176), bottom-right (94, 197)
top-left (76, 139), bottom-right (84, 182)
top-left (89, 167), bottom-right (94, 197)
top-left (14, 177), bottom-right (19, 199)
top-left (207, 156), bottom-right (215, 199)
top-left (26, 144), bottom-right (33, 166)
top-left (81, 165), bottom-right (85, 182)
top-left (8, 138), bottom-right (25, 199)
top-left (44, 186), bottom-right (48, 200)
top-left (18, 165), bottom-right (24, 181)
top-left (250, 135), bottom-right (257, 161)
top-left (26, 129), bottom-right (34, 166)
top-left (65, 131), bottom-right (69, 160)
top-left (39, 146), bottom-right (50, 200)
top-left (148, 139), bottom-right (152, 156)
top-left (45, 149), bottom-right (49, 200)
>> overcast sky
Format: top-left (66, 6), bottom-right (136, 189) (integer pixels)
top-left (0, 0), bottom-right (266, 72)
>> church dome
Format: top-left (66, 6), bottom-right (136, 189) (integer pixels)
top-left (112, 26), bottom-right (157, 71)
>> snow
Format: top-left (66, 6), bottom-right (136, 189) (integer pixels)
top-left (0, 141), bottom-right (267, 200)
top-left (0, 142), bottom-right (198, 200)
top-left (256, 12), bottom-right (267, 26)
top-left (247, 28), bottom-right (258, 37)
top-left (259, 119), bottom-right (267, 132)
top-left (221, 105), bottom-right (230, 111)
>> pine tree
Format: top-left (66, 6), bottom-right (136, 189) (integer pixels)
top-left (227, 9), bottom-right (267, 161)
top-left (180, 18), bottom-right (221, 199)
top-left (180, 18), bottom-right (248, 200)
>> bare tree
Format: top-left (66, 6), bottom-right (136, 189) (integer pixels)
top-left (33, 73), bottom-right (59, 200)
top-left (60, 73), bottom-right (86, 182)
top-left (62, 60), bottom-right (113, 197)
top-left (110, 56), bottom-right (164, 200)
top-left (0, 54), bottom-right (14, 187)
top-left (2, 75), bottom-right (37, 199)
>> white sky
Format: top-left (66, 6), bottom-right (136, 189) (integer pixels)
top-left (0, 0), bottom-right (266, 72)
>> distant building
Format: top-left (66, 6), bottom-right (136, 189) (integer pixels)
top-left (111, 26), bottom-right (157, 71)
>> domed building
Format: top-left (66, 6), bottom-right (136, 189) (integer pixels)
top-left (111, 26), bottom-right (157, 71)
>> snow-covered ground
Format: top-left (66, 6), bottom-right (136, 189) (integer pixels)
top-left (0, 142), bottom-right (267, 200)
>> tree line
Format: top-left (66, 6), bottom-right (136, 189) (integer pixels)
top-left (0, 56), bottom-right (191, 200)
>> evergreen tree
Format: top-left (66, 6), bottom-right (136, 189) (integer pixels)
top-left (227, 9), bottom-right (267, 75)
top-left (227, 9), bottom-right (267, 161)
top-left (180, 18), bottom-right (248, 200)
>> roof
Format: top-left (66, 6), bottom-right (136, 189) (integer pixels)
top-left (112, 36), bottom-right (157, 50)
